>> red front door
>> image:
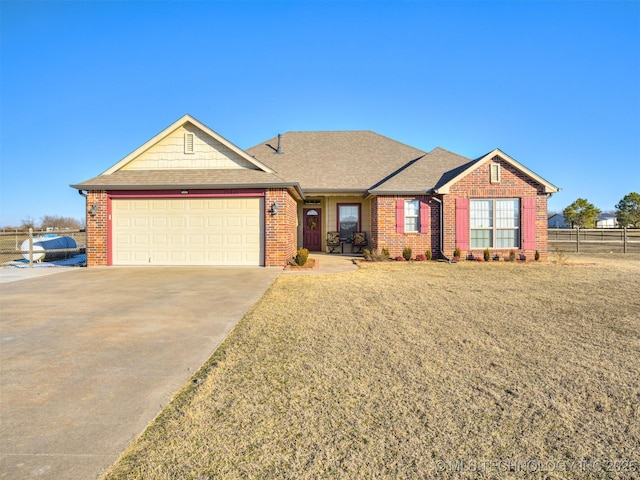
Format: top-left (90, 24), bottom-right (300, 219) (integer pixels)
top-left (303, 208), bottom-right (322, 251)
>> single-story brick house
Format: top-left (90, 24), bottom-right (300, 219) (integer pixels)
top-left (71, 114), bottom-right (559, 267)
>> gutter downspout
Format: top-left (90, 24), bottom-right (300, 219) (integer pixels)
top-left (431, 196), bottom-right (453, 263)
top-left (78, 189), bottom-right (89, 231)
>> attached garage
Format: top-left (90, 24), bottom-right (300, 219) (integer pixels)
top-left (111, 197), bottom-right (264, 266)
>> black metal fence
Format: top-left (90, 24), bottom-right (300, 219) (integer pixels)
top-left (548, 228), bottom-right (640, 254)
top-left (0, 228), bottom-right (86, 267)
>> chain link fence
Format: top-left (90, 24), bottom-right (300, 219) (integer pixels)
top-left (0, 229), bottom-right (87, 267)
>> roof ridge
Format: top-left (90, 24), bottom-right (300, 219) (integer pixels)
top-left (429, 146), bottom-right (471, 160)
top-left (281, 129), bottom-right (376, 134)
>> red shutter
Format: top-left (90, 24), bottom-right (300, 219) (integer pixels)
top-left (396, 199), bottom-right (405, 233)
top-left (419, 199), bottom-right (430, 233)
top-left (455, 198), bottom-right (469, 251)
top-left (522, 197), bottom-right (536, 250)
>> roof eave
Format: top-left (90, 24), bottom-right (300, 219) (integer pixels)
top-left (302, 188), bottom-right (369, 196)
top-left (70, 181), bottom-right (301, 192)
top-left (367, 189), bottom-right (431, 197)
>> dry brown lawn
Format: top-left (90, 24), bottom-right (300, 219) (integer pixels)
top-left (102, 254), bottom-right (640, 479)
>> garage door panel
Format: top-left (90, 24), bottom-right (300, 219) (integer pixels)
top-left (171, 234), bottom-right (186, 245)
top-left (112, 198), bottom-right (263, 266)
top-left (153, 234), bottom-right (170, 245)
top-left (152, 217), bottom-right (167, 228)
top-left (133, 202), bottom-right (149, 211)
top-left (226, 217), bottom-right (242, 227)
top-left (133, 217), bottom-right (149, 228)
top-left (189, 217), bottom-right (205, 228)
top-left (171, 251), bottom-right (186, 262)
top-left (208, 217), bottom-right (223, 228)
top-left (190, 234), bottom-right (205, 245)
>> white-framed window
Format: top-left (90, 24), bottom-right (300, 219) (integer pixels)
top-left (404, 199), bottom-right (419, 232)
top-left (470, 199), bottom-right (519, 248)
top-left (490, 163), bottom-right (501, 183)
top-left (184, 132), bottom-right (195, 154)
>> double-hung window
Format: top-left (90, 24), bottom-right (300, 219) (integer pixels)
top-left (470, 199), bottom-right (520, 248)
top-left (338, 204), bottom-right (359, 239)
top-left (404, 200), bottom-right (419, 232)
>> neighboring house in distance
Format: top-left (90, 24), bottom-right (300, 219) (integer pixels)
top-left (548, 213), bottom-right (570, 228)
top-left (596, 213), bottom-right (618, 228)
top-left (71, 114), bottom-right (560, 267)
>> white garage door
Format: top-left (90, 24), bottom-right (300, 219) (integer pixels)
top-left (112, 198), bottom-right (263, 266)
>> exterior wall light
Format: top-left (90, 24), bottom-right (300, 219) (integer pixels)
top-left (89, 202), bottom-right (99, 216)
top-left (269, 201), bottom-right (279, 216)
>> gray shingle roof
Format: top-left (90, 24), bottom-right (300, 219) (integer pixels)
top-left (368, 147), bottom-right (474, 194)
top-left (247, 131), bottom-right (430, 192)
top-left (74, 126), bottom-right (553, 196)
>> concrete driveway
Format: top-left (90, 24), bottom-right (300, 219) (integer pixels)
top-left (0, 266), bottom-right (280, 479)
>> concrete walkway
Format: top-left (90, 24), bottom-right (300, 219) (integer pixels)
top-left (0, 266), bottom-right (280, 479)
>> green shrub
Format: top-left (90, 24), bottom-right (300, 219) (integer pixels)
top-left (508, 250), bottom-right (516, 262)
top-left (425, 250), bottom-right (432, 261)
top-left (483, 248), bottom-right (490, 262)
top-left (295, 248), bottom-right (309, 266)
top-left (454, 246), bottom-right (461, 258)
top-left (535, 250), bottom-right (540, 261)
top-left (381, 247), bottom-right (390, 259)
top-left (402, 246), bottom-right (412, 261)
top-left (363, 249), bottom-right (372, 261)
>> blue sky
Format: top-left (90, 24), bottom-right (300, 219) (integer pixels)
top-left (1, 0), bottom-right (638, 227)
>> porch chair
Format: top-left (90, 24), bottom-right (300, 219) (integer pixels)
top-left (326, 231), bottom-right (340, 253)
top-left (352, 232), bottom-right (367, 254)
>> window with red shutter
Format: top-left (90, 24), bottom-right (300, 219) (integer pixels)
top-left (456, 198), bottom-right (470, 250)
top-left (396, 199), bottom-right (405, 234)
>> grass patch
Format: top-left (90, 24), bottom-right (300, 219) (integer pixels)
top-left (102, 254), bottom-right (640, 479)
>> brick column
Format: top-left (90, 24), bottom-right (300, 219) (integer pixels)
top-left (264, 189), bottom-right (298, 266)
top-left (85, 190), bottom-right (108, 266)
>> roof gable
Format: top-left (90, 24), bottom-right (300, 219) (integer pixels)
top-left (103, 114), bottom-right (274, 175)
top-left (433, 148), bottom-right (560, 194)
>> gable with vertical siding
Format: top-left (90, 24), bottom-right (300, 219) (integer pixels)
top-left (122, 124), bottom-right (258, 171)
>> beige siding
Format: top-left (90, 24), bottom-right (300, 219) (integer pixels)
top-left (122, 124), bottom-right (256, 171)
top-left (325, 196), bottom-right (371, 233)
top-left (295, 197), bottom-right (372, 250)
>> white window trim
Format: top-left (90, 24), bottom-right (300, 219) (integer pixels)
top-left (470, 198), bottom-right (520, 249)
top-left (404, 199), bottom-right (419, 233)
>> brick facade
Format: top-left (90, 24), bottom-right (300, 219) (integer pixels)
top-left (264, 189), bottom-right (298, 267)
top-left (443, 156), bottom-right (549, 259)
top-left (84, 162), bottom-right (549, 266)
top-left (371, 195), bottom-right (440, 259)
top-left (368, 157), bottom-right (551, 260)
top-left (83, 188), bottom-right (298, 268)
